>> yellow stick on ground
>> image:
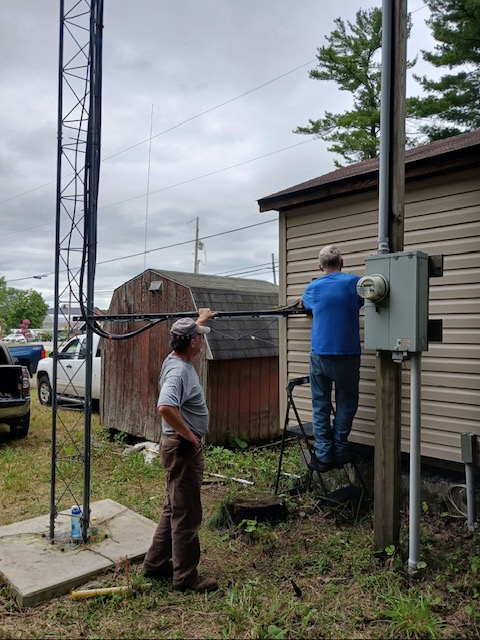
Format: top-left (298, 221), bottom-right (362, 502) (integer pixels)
top-left (70, 584), bottom-right (152, 599)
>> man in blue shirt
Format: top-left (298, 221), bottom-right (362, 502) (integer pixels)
top-left (300, 245), bottom-right (363, 472)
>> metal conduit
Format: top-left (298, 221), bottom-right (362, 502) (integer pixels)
top-left (378, 0), bottom-right (394, 255)
top-left (408, 352), bottom-right (422, 572)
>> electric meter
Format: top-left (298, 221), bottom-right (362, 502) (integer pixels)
top-left (356, 274), bottom-right (389, 302)
top-left (361, 251), bottom-right (429, 352)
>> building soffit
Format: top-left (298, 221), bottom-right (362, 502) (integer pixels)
top-left (258, 131), bottom-right (480, 213)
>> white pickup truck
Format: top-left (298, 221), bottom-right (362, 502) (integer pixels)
top-left (36, 333), bottom-right (101, 406)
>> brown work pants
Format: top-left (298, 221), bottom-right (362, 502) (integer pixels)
top-left (143, 434), bottom-right (204, 588)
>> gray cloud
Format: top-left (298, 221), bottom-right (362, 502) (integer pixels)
top-left (0, 0), bottom-right (434, 310)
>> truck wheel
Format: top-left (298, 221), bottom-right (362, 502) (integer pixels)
top-left (38, 377), bottom-right (52, 406)
top-left (10, 412), bottom-right (30, 438)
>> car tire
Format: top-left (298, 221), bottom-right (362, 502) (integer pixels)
top-left (38, 377), bottom-right (52, 406)
top-left (10, 411), bottom-right (30, 438)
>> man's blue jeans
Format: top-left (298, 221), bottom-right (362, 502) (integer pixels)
top-left (309, 352), bottom-right (361, 463)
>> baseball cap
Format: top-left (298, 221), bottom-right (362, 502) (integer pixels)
top-left (170, 318), bottom-right (211, 336)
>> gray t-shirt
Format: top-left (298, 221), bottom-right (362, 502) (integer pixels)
top-left (157, 353), bottom-right (209, 436)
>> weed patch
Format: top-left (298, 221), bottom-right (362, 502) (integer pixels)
top-left (0, 397), bottom-right (478, 638)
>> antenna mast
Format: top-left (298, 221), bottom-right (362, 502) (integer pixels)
top-left (194, 216), bottom-right (200, 273)
top-left (50, 0), bottom-right (104, 542)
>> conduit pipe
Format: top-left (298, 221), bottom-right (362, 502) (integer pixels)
top-left (408, 352), bottom-right (422, 572)
top-left (461, 432), bottom-right (478, 532)
top-left (377, 0), bottom-right (394, 255)
top-left (466, 463), bottom-right (477, 532)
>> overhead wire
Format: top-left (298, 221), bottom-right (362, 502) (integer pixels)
top-left (5, 218), bottom-right (278, 284)
top-left (102, 59), bottom-right (317, 162)
top-left (99, 139), bottom-right (313, 210)
top-left (2, 57), bottom-right (316, 304)
top-left (211, 317), bottom-right (279, 346)
top-left (0, 59), bottom-right (316, 209)
top-left (6, 55), bottom-right (315, 333)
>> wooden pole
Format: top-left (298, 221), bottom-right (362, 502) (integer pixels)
top-left (194, 216), bottom-right (199, 274)
top-left (373, 0), bottom-right (407, 551)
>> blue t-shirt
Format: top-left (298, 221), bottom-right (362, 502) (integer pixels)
top-left (302, 272), bottom-right (363, 355)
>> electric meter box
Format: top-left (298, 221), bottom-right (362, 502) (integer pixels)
top-left (362, 250), bottom-right (429, 352)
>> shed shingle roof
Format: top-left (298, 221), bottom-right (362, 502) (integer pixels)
top-left (149, 270), bottom-right (280, 360)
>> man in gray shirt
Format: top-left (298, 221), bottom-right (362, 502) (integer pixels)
top-left (143, 308), bottom-right (218, 593)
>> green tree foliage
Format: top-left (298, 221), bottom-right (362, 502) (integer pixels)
top-left (0, 276), bottom-right (7, 334)
top-left (410, 0), bottom-right (480, 140)
top-left (0, 276), bottom-right (48, 332)
top-left (293, 8), bottom-right (415, 167)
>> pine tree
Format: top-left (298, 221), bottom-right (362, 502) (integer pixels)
top-left (293, 8), bottom-right (415, 167)
top-left (411, 0), bottom-right (480, 140)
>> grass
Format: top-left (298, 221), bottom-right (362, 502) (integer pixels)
top-left (0, 396), bottom-right (479, 638)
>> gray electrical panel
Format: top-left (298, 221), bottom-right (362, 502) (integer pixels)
top-left (362, 250), bottom-right (429, 352)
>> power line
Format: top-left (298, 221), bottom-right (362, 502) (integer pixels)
top-left (99, 140), bottom-right (313, 210)
top-left (215, 262), bottom-right (274, 275)
top-left (9, 259), bottom-right (278, 297)
top-left (0, 136), bottom-right (312, 241)
top-left (227, 267), bottom-right (278, 278)
top-left (0, 137), bottom-right (313, 239)
top-left (217, 263), bottom-right (279, 278)
top-left (410, 3), bottom-right (427, 14)
top-left (102, 60), bottom-right (317, 162)
top-left (96, 218), bottom-right (278, 266)
top-left (0, 60), bottom-right (315, 209)
top-left (5, 218), bottom-right (278, 284)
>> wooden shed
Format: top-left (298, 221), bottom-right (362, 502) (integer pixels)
top-left (101, 270), bottom-right (280, 445)
top-left (258, 131), bottom-right (480, 467)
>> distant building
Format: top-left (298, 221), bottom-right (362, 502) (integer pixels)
top-left (42, 305), bottom-right (105, 334)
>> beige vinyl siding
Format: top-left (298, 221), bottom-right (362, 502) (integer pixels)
top-left (281, 167), bottom-right (480, 464)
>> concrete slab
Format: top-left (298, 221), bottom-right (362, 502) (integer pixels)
top-left (0, 499), bottom-right (157, 608)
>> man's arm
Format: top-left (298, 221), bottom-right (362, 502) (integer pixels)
top-left (196, 307), bottom-right (216, 326)
top-left (158, 405), bottom-right (200, 448)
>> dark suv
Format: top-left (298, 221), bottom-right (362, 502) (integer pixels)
top-left (0, 341), bottom-right (31, 437)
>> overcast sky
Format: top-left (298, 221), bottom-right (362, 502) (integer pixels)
top-left (1, 0), bottom-right (435, 310)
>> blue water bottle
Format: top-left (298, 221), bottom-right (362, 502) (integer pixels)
top-left (71, 505), bottom-right (82, 542)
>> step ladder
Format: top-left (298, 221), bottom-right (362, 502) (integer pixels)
top-left (274, 376), bottom-right (368, 510)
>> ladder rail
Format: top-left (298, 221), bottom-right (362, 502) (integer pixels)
top-left (275, 377), bottom-right (369, 507)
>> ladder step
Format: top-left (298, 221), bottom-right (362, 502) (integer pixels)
top-left (319, 485), bottom-right (363, 506)
top-left (285, 422), bottom-right (313, 438)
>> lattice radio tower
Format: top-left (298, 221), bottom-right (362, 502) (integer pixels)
top-left (48, 0), bottom-right (307, 542)
top-left (50, 0), bottom-right (103, 541)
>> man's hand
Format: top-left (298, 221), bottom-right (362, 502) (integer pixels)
top-left (158, 405), bottom-right (200, 448)
top-left (197, 307), bottom-right (217, 325)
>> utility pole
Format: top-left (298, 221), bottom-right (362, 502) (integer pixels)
top-left (373, 0), bottom-right (408, 551)
top-left (271, 253), bottom-right (277, 285)
top-left (193, 216), bottom-right (199, 274)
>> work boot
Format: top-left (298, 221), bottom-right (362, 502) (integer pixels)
top-left (143, 562), bottom-right (173, 580)
top-left (308, 456), bottom-right (335, 473)
top-left (335, 456), bottom-right (353, 469)
top-left (175, 575), bottom-right (218, 593)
